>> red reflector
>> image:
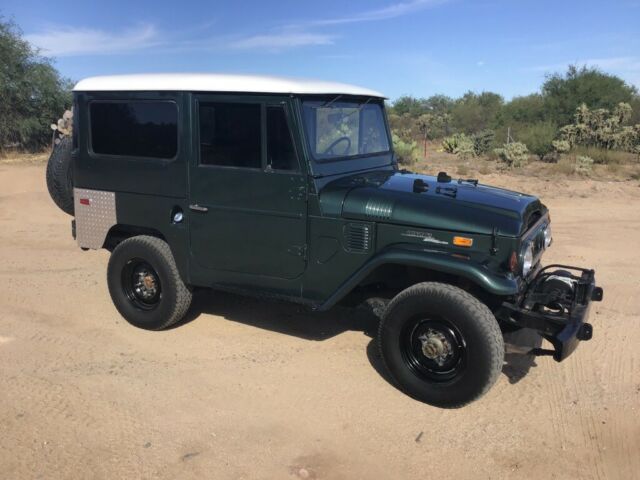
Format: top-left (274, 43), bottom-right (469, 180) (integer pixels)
top-left (79, 198), bottom-right (90, 206)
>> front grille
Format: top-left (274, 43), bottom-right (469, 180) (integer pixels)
top-left (344, 223), bottom-right (372, 253)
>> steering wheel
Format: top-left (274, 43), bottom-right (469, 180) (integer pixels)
top-left (323, 136), bottom-right (351, 155)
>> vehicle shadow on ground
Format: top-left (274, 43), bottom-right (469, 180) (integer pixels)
top-left (177, 289), bottom-right (541, 385)
top-left (502, 328), bottom-right (543, 384)
top-left (174, 289), bottom-right (380, 340)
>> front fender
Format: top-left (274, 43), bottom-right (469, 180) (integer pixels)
top-left (316, 245), bottom-right (519, 311)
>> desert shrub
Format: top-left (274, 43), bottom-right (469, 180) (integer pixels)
top-left (392, 132), bottom-right (418, 165)
top-left (472, 130), bottom-right (495, 156)
top-left (518, 122), bottom-right (556, 160)
top-left (575, 155), bottom-right (594, 174)
top-left (493, 142), bottom-right (529, 168)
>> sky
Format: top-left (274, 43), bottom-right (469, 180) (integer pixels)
top-left (3, 0), bottom-right (640, 101)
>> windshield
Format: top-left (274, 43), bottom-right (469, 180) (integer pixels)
top-left (302, 99), bottom-right (390, 161)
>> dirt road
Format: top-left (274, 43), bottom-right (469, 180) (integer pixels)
top-left (1, 164), bottom-right (639, 479)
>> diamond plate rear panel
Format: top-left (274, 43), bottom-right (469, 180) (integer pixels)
top-left (74, 188), bottom-right (116, 249)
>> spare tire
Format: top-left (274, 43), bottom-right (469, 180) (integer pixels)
top-left (46, 136), bottom-right (74, 215)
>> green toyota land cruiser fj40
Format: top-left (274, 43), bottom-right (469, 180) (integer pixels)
top-left (46, 73), bottom-right (602, 407)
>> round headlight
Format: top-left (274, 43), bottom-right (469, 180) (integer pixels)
top-left (521, 243), bottom-right (534, 277)
top-left (543, 224), bottom-right (552, 249)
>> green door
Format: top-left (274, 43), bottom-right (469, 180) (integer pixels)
top-left (188, 95), bottom-right (307, 280)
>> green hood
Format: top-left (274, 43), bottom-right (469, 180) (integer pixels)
top-left (318, 170), bottom-right (545, 237)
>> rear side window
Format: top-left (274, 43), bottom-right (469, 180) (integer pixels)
top-left (90, 101), bottom-right (178, 159)
top-left (199, 103), bottom-right (261, 168)
top-left (266, 106), bottom-right (298, 171)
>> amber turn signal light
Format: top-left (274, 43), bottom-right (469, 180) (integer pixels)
top-left (453, 236), bottom-right (473, 247)
top-left (509, 251), bottom-right (518, 273)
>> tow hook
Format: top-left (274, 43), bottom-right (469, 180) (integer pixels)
top-left (577, 323), bottom-right (593, 341)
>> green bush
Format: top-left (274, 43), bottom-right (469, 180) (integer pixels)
top-left (518, 122), bottom-right (556, 160)
top-left (493, 142), bottom-right (529, 168)
top-left (392, 132), bottom-right (418, 165)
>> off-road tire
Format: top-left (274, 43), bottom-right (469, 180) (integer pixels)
top-left (45, 136), bottom-right (74, 215)
top-left (378, 282), bottom-right (504, 408)
top-left (107, 236), bottom-right (192, 330)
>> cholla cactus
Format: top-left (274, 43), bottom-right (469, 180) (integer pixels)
top-left (575, 155), bottom-right (594, 174)
top-left (392, 132), bottom-right (418, 165)
top-left (560, 103), bottom-right (639, 151)
top-left (472, 130), bottom-right (495, 156)
top-left (50, 109), bottom-right (73, 145)
top-left (442, 134), bottom-right (462, 154)
top-left (494, 142), bottom-right (529, 168)
top-left (552, 139), bottom-right (571, 153)
top-left (442, 133), bottom-right (475, 158)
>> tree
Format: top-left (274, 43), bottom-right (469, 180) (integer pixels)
top-left (495, 94), bottom-right (546, 127)
top-left (0, 18), bottom-right (72, 151)
top-left (517, 122), bottom-right (556, 160)
top-left (451, 91), bottom-right (503, 134)
top-left (541, 65), bottom-right (637, 127)
top-left (390, 95), bottom-right (426, 117)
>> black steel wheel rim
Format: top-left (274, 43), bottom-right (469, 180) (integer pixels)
top-left (121, 258), bottom-right (162, 311)
top-left (400, 316), bottom-right (466, 382)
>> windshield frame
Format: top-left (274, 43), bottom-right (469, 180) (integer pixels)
top-left (300, 96), bottom-right (392, 164)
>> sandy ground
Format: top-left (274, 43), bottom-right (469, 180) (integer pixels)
top-left (1, 163), bottom-right (639, 480)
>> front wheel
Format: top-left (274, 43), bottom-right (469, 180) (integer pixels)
top-left (107, 236), bottom-right (192, 330)
top-left (378, 282), bottom-right (504, 408)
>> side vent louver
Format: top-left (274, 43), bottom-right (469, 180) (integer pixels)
top-left (364, 198), bottom-right (393, 220)
top-left (344, 223), bottom-right (373, 253)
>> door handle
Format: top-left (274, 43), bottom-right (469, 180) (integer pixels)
top-left (189, 204), bottom-right (209, 213)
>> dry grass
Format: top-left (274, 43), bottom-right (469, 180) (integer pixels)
top-left (0, 150), bottom-right (49, 165)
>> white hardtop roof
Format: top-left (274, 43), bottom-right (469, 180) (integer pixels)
top-left (73, 73), bottom-right (385, 98)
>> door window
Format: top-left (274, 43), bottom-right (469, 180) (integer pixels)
top-left (199, 103), bottom-right (261, 168)
top-left (266, 106), bottom-right (298, 171)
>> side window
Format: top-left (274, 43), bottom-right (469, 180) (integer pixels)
top-left (199, 102), bottom-right (261, 168)
top-left (90, 101), bottom-right (177, 159)
top-left (266, 106), bottom-right (298, 171)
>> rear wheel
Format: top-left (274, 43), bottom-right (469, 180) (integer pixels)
top-left (107, 236), bottom-right (192, 330)
top-left (378, 282), bottom-right (504, 408)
